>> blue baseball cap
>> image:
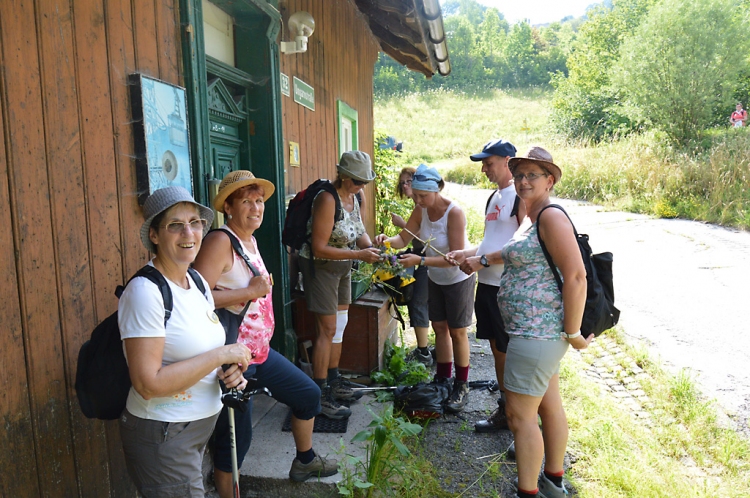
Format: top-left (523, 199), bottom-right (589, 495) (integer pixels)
top-left (411, 163), bottom-right (442, 192)
top-left (470, 139), bottom-right (517, 161)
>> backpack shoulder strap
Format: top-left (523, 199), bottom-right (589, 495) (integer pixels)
top-left (212, 228), bottom-right (261, 277)
top-left (187, 267), bottom-right (207, 295)
top-left (484, 190), bottom-right (496, 215)
top-left (535, 204), bottom-right (573, 293)
top-left (510, 195), bottom-right (521, 226)
top-left (122, 265), bottom-right (174, 326)
top-left (319, 180), bottom-right (344, 223)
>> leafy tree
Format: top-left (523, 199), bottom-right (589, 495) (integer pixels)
top-left (613, 0), bottom-right (750, 142)
top-left (504, 22), bottom-right (544, 86)
top-left (551, 0), bottom-right (656, 139)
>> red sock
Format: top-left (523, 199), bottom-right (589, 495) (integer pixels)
top-left (455, 364), bottom-right (469, 382)
top-left (543, 469), bottom-right (564, 487)
top-left (436, 362), bottom-right (452, 379)
top-left (517, 488), bottom-right (538, 498)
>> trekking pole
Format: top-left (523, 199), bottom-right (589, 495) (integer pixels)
top-left (220, 377), bottom-right (271, 498)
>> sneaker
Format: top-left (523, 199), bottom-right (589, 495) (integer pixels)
top-left (538, 472), bottom-right (568, 498)
top-left (474, 398), bottom-right (509, 432)
top-left (329, 376), bottom-right (364, 401)
top-left (319, 385), bottom-right (352, 419)
top-left (407, 347), bottom-right (434, 367)
top-left (444, 379), bottom-right (469, 413)
top-left (289, 453), bottom-right (339, 482)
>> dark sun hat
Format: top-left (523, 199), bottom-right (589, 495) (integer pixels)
top-left (508, 146), bottom-right (562, 184)
top-left (470, 138), bottom-right (517, 161)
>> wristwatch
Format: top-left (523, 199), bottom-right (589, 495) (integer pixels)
top-left (480, 254), bottom-right (490, 267)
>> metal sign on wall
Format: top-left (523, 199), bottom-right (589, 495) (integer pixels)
top-left (293, 76), bottom-right (315, 111)
top-left (280, 73), bottom-right (290, 97)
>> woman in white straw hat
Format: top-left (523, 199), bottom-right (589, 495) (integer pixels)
top-left (118, 186), bottom-right (252, 497)
top-left (493, 147), bottom-right (592, 498)
top-left (193, 170), bottom-right (338, 490)
top-left (298, 150), bottom-right (381, 420)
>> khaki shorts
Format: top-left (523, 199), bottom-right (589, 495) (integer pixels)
top-left (504, 336), bottom-right (569, 397)
top-left (119, 409), bottom-right (220, 497)
top-left (299, 257), bottom-right (352, 315)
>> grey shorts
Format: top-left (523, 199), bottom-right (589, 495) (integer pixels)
top-left (504, 336), bottom-right (569, 397)
top-left (427, 274), bottom-right (476, 329)
top-left (119, 409), bottom-right (220, 497)
top-left (299, 257), bottom-right (352, 315)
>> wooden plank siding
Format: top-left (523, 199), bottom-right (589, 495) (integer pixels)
top-left (279, 0), bottom-right (380, 233)
top-left (0, 0), bottom-right (182, 495)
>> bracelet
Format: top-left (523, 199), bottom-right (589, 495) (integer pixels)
top-left (420, 256), bottom-right (426, 267)
top-left (565, 330), bottom-right (582, 340)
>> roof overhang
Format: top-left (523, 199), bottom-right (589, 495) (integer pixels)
top-left (353, 0), bottom-right (451, 78)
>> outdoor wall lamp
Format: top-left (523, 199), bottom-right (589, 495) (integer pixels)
top-left (280, 11), bottom-right (315, 54)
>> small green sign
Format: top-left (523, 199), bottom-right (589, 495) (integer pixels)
top-left (293, 77), bottom-right (315, 111)
top-left (280, 73), bottom-right (290, 97)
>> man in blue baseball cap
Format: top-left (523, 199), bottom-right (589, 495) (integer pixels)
top-left (448, 137), bottom-right (525, 434)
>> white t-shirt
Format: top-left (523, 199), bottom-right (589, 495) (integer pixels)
top-left (476, 185), bottom-right (519, 286)
top-left (118, 264), bottom-right (225, 422)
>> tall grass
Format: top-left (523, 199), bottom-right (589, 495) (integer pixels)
top-left (375, 89), bottom-right (750, 230)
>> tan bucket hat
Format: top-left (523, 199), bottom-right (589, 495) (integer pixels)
top-left (508, 146), bottom-right (562, 184)
top-left (212, 170), bottom-right (275, 213)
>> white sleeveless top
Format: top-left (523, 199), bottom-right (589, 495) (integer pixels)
top-left (419, 202), bottom-right (469, 286)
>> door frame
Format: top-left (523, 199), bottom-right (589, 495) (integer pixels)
top-left (178, 0), bottom-right (296, 358)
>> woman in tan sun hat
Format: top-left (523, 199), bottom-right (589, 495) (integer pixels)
top-left (118, 186), bottom-right (253, 497)
top-left (297, 151), bottom-right (382, 420)
top-left (487, 146), bottom-right (592, 498)
top-left (193, 170), bottom-right (338, 491)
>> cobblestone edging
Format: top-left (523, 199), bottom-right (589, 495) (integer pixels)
top-left (576, 335), bottom-right (654, 425)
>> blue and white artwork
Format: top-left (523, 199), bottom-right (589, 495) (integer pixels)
top-left (140, 77), bottom-right (192, 194)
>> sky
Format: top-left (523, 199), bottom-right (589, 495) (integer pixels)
top-left (473, 0), bottom-right (596, 25)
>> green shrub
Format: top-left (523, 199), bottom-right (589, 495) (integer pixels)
top-left (440, 162), bottom-right (493, 189)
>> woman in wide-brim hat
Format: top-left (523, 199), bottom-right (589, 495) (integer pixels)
top-left (118, 186), bottom-right (253, 497)
top-left (193, 171), bottom-right (338, 492)
top-left (297, 150), bottom-right (381, 421)
top-left (496, 147), bottom-right (592, 497)
top-left (375, 163), bottom-right (476, 414)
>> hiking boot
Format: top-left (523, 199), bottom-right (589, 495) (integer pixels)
top-left (407, 347), bottom-right (434, 367)
top-left (289, 453), bottom-right (339, 482)
top-left (329, 376), bottom-right (364, 401)
top-left (444, 379), bottom-right (469, 413)
top-left (538, 472), bottom-right (568, 498)
top-left (319, 385), bottom-right (352, 419)
top-left (475, 397), bottom-right (509, 432)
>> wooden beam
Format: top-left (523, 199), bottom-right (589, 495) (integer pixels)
top-left (355, 0), bottom-right (423, 46)
top-left (380, 41), bottom-right (433, 77)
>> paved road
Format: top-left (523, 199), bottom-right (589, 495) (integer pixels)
top-left (446, 183), bottom-right (750, 436)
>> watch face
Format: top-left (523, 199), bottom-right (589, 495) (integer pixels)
top-left (481, 255), bottom-right (489, 267)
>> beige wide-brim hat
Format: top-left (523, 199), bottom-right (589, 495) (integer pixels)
top-left (337, 150), bottom-right (376, 182)
top-left (508, 146), bottom-right (562, 184)
top-left (140, 186), bottom-right (214, 253)
top-left (212, 170), bottom-right (276, 213)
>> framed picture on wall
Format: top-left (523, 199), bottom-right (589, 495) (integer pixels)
top-left (129, 73), bottom-right (193, 204)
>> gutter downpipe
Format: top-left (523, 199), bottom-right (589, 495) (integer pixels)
top-left (420, 0), bottom-right (451, 76)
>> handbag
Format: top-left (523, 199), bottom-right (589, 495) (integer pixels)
top-left (210, 228), bottom-right (261, 345)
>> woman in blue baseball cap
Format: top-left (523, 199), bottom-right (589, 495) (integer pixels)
top-left (375, 164), bottom-right (475, 412)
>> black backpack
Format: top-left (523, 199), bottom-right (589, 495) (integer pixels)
top-left (394, 379), bottom-right (452, 419)
top-left (282, 179), bottom-right (361, 253)
top-left (537, 204), bottom-right (620, 338)
top-left (75, 265), bottom-right (206, 420)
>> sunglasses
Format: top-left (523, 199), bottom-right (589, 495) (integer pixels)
top-left (399, 179), bottom-right (412, 187)
top-left (351, 179), bottom-right (368, 186)
top-left (160, 219), bottom-right (207, 234)
top-left (413, 174), bottom-right (439, 183)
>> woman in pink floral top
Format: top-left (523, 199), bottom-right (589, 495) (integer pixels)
top-left (481, 147), bottom-right (593, 498)
top-left (194, 171), bottom-right (338, 495)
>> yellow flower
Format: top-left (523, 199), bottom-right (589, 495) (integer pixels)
top-left (372, 268), bottom-right (395, 282)
top-left (384, 241), bottom-right (391, 249)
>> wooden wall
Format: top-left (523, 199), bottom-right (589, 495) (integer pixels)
top-left (279, 0), bottom-right (381, 231)
top-left (0, 0), bottom-right (181, 495)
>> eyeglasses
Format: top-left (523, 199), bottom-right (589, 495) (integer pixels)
top-left (160, 219), bottom-right (207, 234)
top-left (513, 172), bottom-right (548, 182)
top-left (399, 180), bottom-right (413, 187)
top-left (352, 179), bottom-right (368, 186)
